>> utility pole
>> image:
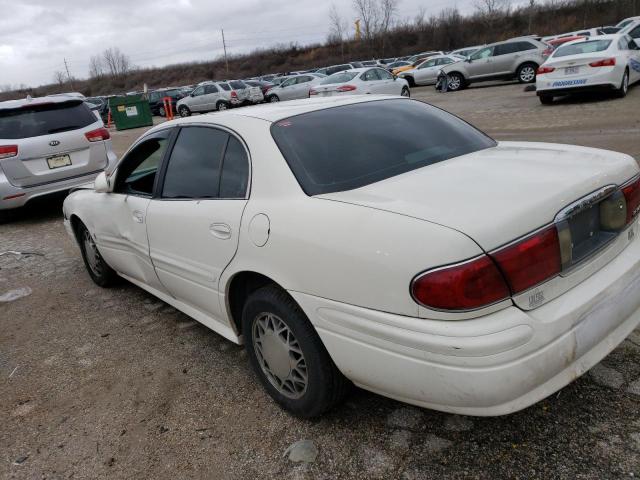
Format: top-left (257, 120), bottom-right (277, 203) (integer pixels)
top-left (63, 58), bottom-right (75, 91)
top-left (221, 29), bottom-right (229, 76)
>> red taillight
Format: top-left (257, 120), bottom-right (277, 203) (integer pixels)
top-left (542, 48), bottom-right (553, 57)
top-left (336, 85), bottom-right (357, 92)
top-left (537, 66), bottom-right (555, 74)
top-left (85, 127), bottom-right (110, 142)
top-left (0, 145), bottom-right (18, 159)
top-left (309, 89), bottom-right (317, 96)
top-left (231, 91), bottom-right (238, 98)
top-left (622, 176), bottom-right (640, 224)
top-left (262, 86), bottom-right (271, 94)
top-left (491, 226), bottom-right (561, 294)
top-left (589, 58), bottom-right (616, 67)
top-left (411, 255), bottom-right (510, 310)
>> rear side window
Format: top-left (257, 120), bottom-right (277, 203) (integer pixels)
top-left (204, 84), bottom-right (219, 94)
top-left (271, 99), bottom-right (496, 196)
top-left (162, 127), bottom-right (227, 199)
top-left (554, 39), bottom-right (612, 57)
top-left (0, 101), bottom-right (96, 139)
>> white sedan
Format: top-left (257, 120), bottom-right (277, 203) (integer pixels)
top-left (309, 68), bottom-right (410, 97)
top-left (397, 54), bottom-right (463, 86)
top-left (536, 34), bottom-right (640, 104)
top-left (63, 96), bottom-right (640, 418)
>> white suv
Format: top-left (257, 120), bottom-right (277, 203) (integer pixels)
top-left (0, 94), bottom-right (116, 219)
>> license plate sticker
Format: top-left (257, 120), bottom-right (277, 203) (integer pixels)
top-left (565, 66), bottom-right (580, 75)
top-left (46, 154), bottom-right (72, 169)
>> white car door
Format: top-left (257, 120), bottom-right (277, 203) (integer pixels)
top-left (360, 69), bottom-right (380, 93)
top-left (375, 68), bottom-right (399, 93)
top-left (93, 129), bottom-right (172, 293)
top-left (146, 126), bottom-right (250, 325)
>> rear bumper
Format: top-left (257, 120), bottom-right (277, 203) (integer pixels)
top-left (537, 83), bottom-right (617, 97)
top-left (536, 68), bottom-right (620, 96)
top-left (291, 224), bottom-right (640, 415)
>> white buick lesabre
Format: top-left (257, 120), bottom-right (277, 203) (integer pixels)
top-left (63, 96), bottom-right (640, 418)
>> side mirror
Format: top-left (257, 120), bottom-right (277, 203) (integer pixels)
top-left (393, 74), bottom-right (397, 80)
top-left (465, 57), bottom-right (472, 63)
top-left (190, 92), bottom-right (195, 97)
top-left (94, 171), bottom-right (112, 193)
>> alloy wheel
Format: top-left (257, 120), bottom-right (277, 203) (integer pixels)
top-left (83, 229), bottom-right (103, 277)
top-left (448, 75), bottom-right (461, 91)
top-left (520, 66), bottom-right (536, 83)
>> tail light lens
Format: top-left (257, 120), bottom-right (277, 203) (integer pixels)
top-left (231, 91), bottom-right (238, 98)
top-left (622, 176), bottom-right (640, 224)
top-left (537, 66), bottom-right (555, 74)
top-left (411, 255), bottom-right (510, 310)
top-left (589, 58), bottom-right (616, 67)
top-left (337, 85), bottom-right (357, 92)
top-left (85, 128), bottom-right (110, 142)
top-left (491, 226), bottom-right (561, 294)
top-left (309, 89), bottom-right (317, 96)
top-left (0, 145), bottom-right (18, 159)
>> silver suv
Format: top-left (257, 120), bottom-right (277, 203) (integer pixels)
top-left (265, 74), bottom-right (324, 102)
top-left (440, 38), bottom-right (547, 91)
top-left (176, 81), bottom-right (242, 116)
top-left (0, 95), bottom-right (116, 218)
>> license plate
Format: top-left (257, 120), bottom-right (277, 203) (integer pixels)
top-left (46, 154), bottom-right (72, 169)
top-left (565, 66), bottom-right (580, 75)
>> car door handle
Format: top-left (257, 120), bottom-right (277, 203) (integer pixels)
top-left (210, 223), bottom-right (232, 239)
top-left (132, 210), bottom-right (144, 223)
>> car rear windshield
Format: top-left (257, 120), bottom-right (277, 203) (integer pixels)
top-left (0, 100), bottom-right (97, 139)
top-left (320, 72), bottom-right (358, 84)
top-left (271, 99), bottom-right (496, 195)
top-left (229, 81), bottom-right (246, 89)
top-left (218, 83), bottom-right (231, 91)
top-left (554, 39), bottom-right (612, 57)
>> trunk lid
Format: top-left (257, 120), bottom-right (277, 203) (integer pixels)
top-left (543, 52), bottom-right (616, 79)
top-left (0, 100), bottom-right (108, 187)
top-left (317, 142), bottom-right (638, 251)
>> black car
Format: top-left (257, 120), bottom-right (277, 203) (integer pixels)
top-left (85, 96), bottom-right (109, 123)
top-left (148, 88), bottom-right (186, 116)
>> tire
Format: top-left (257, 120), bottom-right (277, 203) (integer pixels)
top-left (216, 101), bottom-right (229, 111)
top-left (615, 69), bottom-right (629, 98)
top-left (447, 72), bottom-right (464, 92)
top-left (268, 95), bottom-right (280, 103)
top-left (401, 86), bottom-right (410, 97)
top-left (159, 106), bottom-right (166, 117)
top-left (178, 105), bottom-right (191, 117)
top-left (242, 285), bottom-right (350, 418)
top-left (76, 221), bottom-right (118, 287)
top-left (404, 76), bottom-right (416, 87)
top-left (517, 63), bottom-right (537, 84)
top-left (539, 95), bottom-right (553, 105)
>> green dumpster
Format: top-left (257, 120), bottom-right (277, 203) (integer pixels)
top-left (108, 95), bottom-right (153, 131)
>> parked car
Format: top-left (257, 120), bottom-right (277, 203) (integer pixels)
top-left (392, 54), bottom-right (442, 75)
top-left (450, 46), bottom-right (482, 58)
top-left (621, 19), bottom-right (640, 39)
top-left (148, 88), bottom-right (186, 116)
top-left (85, 96), bottom-right (109, 123)
top-left (315, 64), bottom-right (354, 76)
top-left (64, 95), bottom-right (640, 418)
top-left (617, 16), bottom-right (640, 29)
top-left (536, 34), bottom-right (640, 104)
top-left (542, 35), bottom-right (586, 58)
top-left (386, 60), bottom-right (411, 71)
top-left (265, 74), bottom-right (324, 102)
top-left (542, 27), bottom-right (613, 42)
top-left (310, 68), bottom-right (410, 97)
top-left (440, 38), bottom-right (547, 91)
top-left (360, 60), bottom-right (378, 67)
top-left (176, 81), bottom-right (240, 116)
top-left (245, 80), bottom-right (274, 97)
top-left (406, 51), bottom-right (444, 64)
top-left (0, 94), bottom-right (116, 219)
top-left (398, 55), bottom-right (464, 86)
top-left (227, 80), bottom-right (263, 105)
top-left (270, 76), bottom-right (291, 86)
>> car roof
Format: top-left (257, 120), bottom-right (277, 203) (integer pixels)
top-left (0, 94), bottom-right (84, 110)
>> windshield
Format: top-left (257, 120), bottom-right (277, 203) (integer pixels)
top-left (320, 72), bottom-right (358, 84)
top-left (553, 39), bottom-right (612, 57)
top-left (0, 101), bottom-right (96, 139)
top-left (271, 99), bottom-right (496, 195)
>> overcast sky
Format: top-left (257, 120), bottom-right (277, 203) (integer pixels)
top-left (0, 0), bottom-right (510, 88)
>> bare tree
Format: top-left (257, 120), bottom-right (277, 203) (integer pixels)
top-left (89, 55), bottom-right (104, 78)
top-left (473, 0), bottom-right (511, 31)
top-left (353, 0), bottom-right (380, 40)
top-left (328, 4), bottom-right (349, 59)
top-left (102, 47), bottom-right (131, 78)
top-left (414, 6), bottom-right (427, 28)
top-left (53, 70), bottom-right (66, 86)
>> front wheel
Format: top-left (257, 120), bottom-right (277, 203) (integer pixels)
top-left (178, 105), bottom-right (191, 117)
top-left (77, 222), bottom-right (118, 287)
top-left (447, 73), bottom-right (464, 92)
top-left (268, 95), bottom-right (280, 103)
top-left (401, 86), bottom-right (410, 97)
top-left (216, 101), bottom-right (229, 111)
top-left (159, 106), bottom-right (166, 117)
top-left (242, 285), bottom-right (350, 418)
top-left (517, 63), bottom-right (537, 83)
top-left (615, 70), bottom-right (629, 98)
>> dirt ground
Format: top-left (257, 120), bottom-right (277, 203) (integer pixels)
top-left (2, 82), bottom-right (640, 480)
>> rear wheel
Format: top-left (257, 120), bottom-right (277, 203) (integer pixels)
top-left (401, 86), bottom-right (410, 97)
top-left (242, 285), bottom-right (350, 418)
top-left (447, 73), bottom-right (464, 92)
top-left (77, 222), bottom-right (118, 287)
top-left (178, 105), bottom-right (191, 117)
top-left (539, 95), bottom-right (553, 105)
top-left (615, 69), bottom-right (629, 98)
top-left (517, 63), bottom-right (537, 83)
top-left (268, 95), bottom-right (280, 103)
top-left (159, 106), bottom-right (166, 117)
top-left (216, 101), bottom-right (229, 111)
top-left (404, 76), bottom-right (416, 87)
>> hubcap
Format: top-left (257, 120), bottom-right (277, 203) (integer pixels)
top-left (521, 67), bottom-right (535, 82)
top-left (180, 107), bottom-right (188, 117)
top-left (83, 229), bottom-right (103, 277)
top-left (252, 313), bottom-right (308, 399)
top-left (160, 107), bottom-right (165, 116)
top-left (401, 88), bottom-right (410, 97)
top-left (270, 96), bottom-right (279, 102)
top-left (623, 74), bottom-right (629, 93)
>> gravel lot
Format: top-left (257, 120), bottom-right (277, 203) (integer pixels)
top-left (2, 82), bottom-right (640, 480)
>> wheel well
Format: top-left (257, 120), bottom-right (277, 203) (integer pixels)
top-left (69, 214), bottom-right (83, 244)
top-left (227, 271), bottom-right (281, 335)
top-left (518, 61), bottom-right (538, 71)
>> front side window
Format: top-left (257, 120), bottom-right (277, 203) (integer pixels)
top-left (419, 59), bottom-right (437, 68)
top-left (115, 132), bottom-right (170, 196)
top-left (470, 47), bottom-right (493, 59)
top-left (377, 68), bottom-right (393, 79)
top-left (271, 99), bottom-right (496, 196)
top-left (162, 127), bottom-right (227, 199)
top-left (192, 86), bottom-right (205, 96)
top-left (630, 26), bottom-right (640, 39)
top-left (281, 78), bottom-right (296, 88)
top-left (362, 69), bottom-right (379, 81)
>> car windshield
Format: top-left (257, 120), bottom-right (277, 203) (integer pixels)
top-left (554, 39), bottom-right (612, 57)
top-left (320, 72), bottom-right (358, 84)
top-left (0, 100), bottom-right (96, 139)
top-left (271, 99), bottom-right (496, 196)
